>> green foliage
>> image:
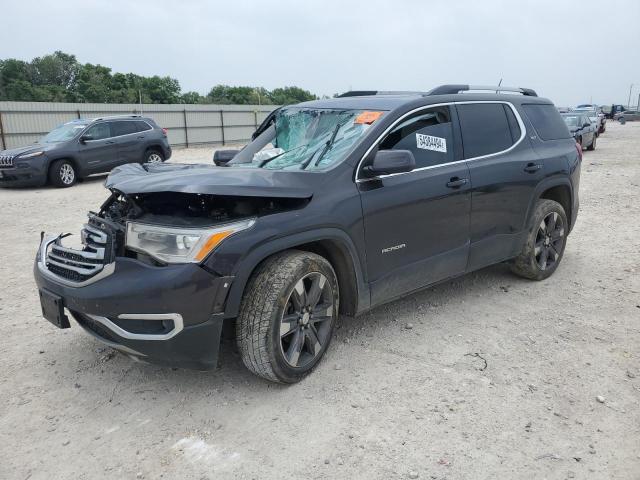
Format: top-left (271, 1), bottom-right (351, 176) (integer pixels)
top-left (0, 51), bottom-right (318, 105)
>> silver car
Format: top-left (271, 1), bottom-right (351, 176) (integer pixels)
top-left (617, 110), bottom-right (640, 123)
top-left (573, 107), bottom-right (606, 134)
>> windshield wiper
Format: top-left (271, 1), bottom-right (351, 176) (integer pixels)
top-left (300, 121), bottom-right (346, 170)
top-left (257, 145), bottom-right (305, 168)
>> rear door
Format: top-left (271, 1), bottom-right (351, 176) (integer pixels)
top-left (358, 105), bottom-right (471, 306)
top-left (77, 122), bottom-right (117, 173)
top-left (112, 120), bottom-right (146, 165)
top-left (457, 102), bottom-right (543, 270)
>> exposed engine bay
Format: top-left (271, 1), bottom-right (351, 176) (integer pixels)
top-left (100, 190), bottom-right (309, 227)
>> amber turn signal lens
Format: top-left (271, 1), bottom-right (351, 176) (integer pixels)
top-left (194, 231), bottom-right (232, 261)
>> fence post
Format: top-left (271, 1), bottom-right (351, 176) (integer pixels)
top-left (76, 109), bottom-right (81, 119)
top-left (219, 110), bottom-right (225, 146)
top-left (183, 108), bottom-right (189, 148)
top-left (0, 111), bottom-right (6, 150)
top-left (254, 110), bottom-right (258, 129)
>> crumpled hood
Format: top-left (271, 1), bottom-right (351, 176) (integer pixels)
top-left (105, 163), bottom-right (317, 198)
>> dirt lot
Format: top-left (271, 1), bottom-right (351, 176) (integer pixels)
top-left (1, 123), bottom-right (638, 480)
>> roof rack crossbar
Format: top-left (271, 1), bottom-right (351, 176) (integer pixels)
top-left (427, 84), bottom-right (538, 97)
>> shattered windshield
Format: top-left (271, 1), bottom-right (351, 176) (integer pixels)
top-left (40, 122), bottom-right (87, 143)
top-left (229, 107), bottom-right (383, 170)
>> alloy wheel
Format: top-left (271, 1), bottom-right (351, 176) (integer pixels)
top-left (534, 212), bottom-right (564, 270)
top-left (279, 272), bottom-right (334, 368)
top-left (147, 153), bottom-right (163, 163)
top-left (60, 164), bottom-right (75, 185)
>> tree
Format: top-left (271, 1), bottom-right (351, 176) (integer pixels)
top-left (180, 91), bottom-right (205, 104)
top-left (268, 86), bottom-right (317, 105)
top-left (0, 51), bottom-right (320, 104)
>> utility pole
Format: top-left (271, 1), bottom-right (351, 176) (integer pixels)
top-left (628, 84), bottom-right (634, 108)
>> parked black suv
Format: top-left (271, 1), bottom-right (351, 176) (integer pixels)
top-left (0, 115), bottom-right (171, 188)
top-left (34, 85), bottom-right (581, 383)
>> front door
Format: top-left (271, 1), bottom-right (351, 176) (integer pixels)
top-left (77, 122), bottom-right (118, 173)
top-left (357, 105), bottom-right (471, 307)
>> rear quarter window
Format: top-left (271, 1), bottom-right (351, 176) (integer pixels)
top-left (522, 104), bottom-right (572, 140)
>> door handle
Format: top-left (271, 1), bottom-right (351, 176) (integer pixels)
top-left (446, 177), bottom-right (468, 188)
top-left (524, 163), bottom-right (542, 173)
top-left (106, 140), bottom-right (116, 144)
top-left (137, 136), bottom-right (145, 139)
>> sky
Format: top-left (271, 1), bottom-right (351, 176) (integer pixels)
top-left (1, 0), bottom-right (639, 107)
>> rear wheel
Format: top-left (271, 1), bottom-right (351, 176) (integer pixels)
top-left (143, 149), bottom-right (164, 164)
top-left (510, 199), bottom-right (568, 281)
top-left (236, 251), bottom-right (339, 383)
top-left (576, 136), bottom-right (583, 149)
top-left (48, 159), bottom-right (77, 188)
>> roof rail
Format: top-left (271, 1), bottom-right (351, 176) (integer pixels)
top-left (337, 90), bottom-right (427, 98)
top-left (92, 114), bottom-right (143, 121)
top-left (427, 84), bottom-right (538, 97)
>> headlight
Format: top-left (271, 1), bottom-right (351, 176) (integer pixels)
top-left (126, 218), bottom-right (255, 264)
top-left (18, 151), bottom-right (44, 159)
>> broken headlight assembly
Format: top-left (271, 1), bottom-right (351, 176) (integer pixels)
top-left (125, 218), bottom-right (255, 264)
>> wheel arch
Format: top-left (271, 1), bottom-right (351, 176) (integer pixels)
top-left (526, 178), bottom-right (574, 232)
top-left (46, 155), bottom-right (85, 178)
top-left (223, 229), bottom-right (369, 320)
top-left (145, 144), bottom-right (165, 156)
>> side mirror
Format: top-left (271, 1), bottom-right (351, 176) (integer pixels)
top-left (363, 149), bottom-right (416, 177)
top-left (79, 135), bottom-right (93, 144)
top-left (583, 122), bottom-right (590, 128)
top-left (213, 149), bottom-right (240, 166)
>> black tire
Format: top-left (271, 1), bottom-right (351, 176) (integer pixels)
top-left (143, 149), bottom-right (164, 164)
top-left (587, 134), bottom-right (596, 151)
top-left (236, 250), bottom-right (339, 383)
top-left (510, 199), bottom-right (568, 281)
top-left (48, 159), bottom-right (77, 188)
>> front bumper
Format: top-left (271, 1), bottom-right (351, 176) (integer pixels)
top-left (0, 162), bottom-right (48, 187)
top-left (34, 238), bottom-right (233, 370)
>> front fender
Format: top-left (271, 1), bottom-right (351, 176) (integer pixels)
top-left (221, 227), bottom-right (370, 320)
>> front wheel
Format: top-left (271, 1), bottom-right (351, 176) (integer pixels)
top-left (48, 159), bottom-right (77, 188)
top-left (236, 251), bottom-right (339, 383)
top-left (510, 199), bottom-right (568, 281)
top-left (587, 134), bottom-right (597, 151)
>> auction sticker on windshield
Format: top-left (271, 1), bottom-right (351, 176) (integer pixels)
top-left (354, 111), bottom-right (383, 125)
top-left (416, 133), bottom-right (447, 153)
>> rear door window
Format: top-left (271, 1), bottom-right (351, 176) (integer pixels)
top-left (503, 104), bottom-right (521, 143)
top-left (456, 103), bottom-right (514, 158)
top-left (378, 106), bottom-right (455, 168)
top-left (522, 104), bottom-right (572, 140)
top-left (112, 121), bottom-right (139, 137)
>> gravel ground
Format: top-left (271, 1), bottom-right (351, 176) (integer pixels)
top-left (0, 124), bottom-right (638, 480)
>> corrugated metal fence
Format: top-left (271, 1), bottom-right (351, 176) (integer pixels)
top-left (0, 101), bottom-right (279, 150)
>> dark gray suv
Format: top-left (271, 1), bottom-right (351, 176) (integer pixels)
top-left (34, 85), bottom-right (581, 383)
top-left (0, 115), bottom-right (171, 188)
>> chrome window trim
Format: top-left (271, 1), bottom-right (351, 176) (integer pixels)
top-left (85, 313), bottom-right (184, 341)
top-left (355, 100), bottom-right (527, 183)
top-left (78, 119), bottom-right (154, 144)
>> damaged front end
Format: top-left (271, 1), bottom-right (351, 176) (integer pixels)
top-left (33, 162), bottom-right (313, 369)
